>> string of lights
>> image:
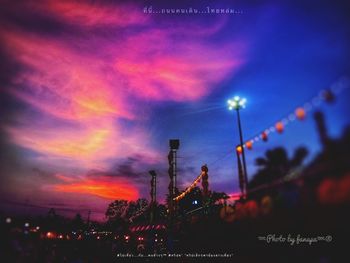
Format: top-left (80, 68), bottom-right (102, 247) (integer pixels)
top-left (204, 79), bottom-right (349, 168)
top-left (173, 171), bottom-right (204, 202)
top-left (236, 80), bottom-right (349, 153)
top-left (172, 78), bottom-right (349, 202)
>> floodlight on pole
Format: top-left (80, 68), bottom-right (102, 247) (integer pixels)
top-left (227, 96), bottom-right (248, 198)
top-left (227, 96), bottom-right (247, 110)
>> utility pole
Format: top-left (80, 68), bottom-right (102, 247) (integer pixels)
top-left (236, 147), bottom-right (246, 197)
top-left (149, 170), bottom-right (157, 223)
top-left (228, 96), bottom-right (248, 198)
top-left (236, 108), bottom-right (248, 195)
top-left (87, 210), bottom-right (91, 229)
top-left (201, 164), bottom-right (209, 199)
top-left (168, 139), bottom-right (180, 217)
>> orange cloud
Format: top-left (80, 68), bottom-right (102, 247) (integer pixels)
top-left (5, 120), bottom-right (159, 170)
top-left (53, 176), bottom-right (139, 200)
top-left (6, 124), bottom-right (112, 158)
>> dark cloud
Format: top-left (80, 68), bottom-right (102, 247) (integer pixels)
top-left (0, 46), bottom-right (19, 91)
top-left (89, 155), bottom-right (199, 191)
top-left (178, 166), bottom-right (196, 175)
top-left (84, 154), bottom-right (174, 186)
top-left (0, 129), bottom-right (24, 193)
top-left (0, 5), bottom-right (66, 36)
top-left (115, 155), bottom-right (149, 178)
top-left (31, 167), bottom-right (63, 184)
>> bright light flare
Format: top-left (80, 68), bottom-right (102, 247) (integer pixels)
top-left (227, 96), bottom-right (247, 110)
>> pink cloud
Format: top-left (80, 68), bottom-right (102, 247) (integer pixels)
top-left (1, 1), bottom-right (248, 183)
top-left (2, 30), bottom-right (133, 121)
top-left (44, 0), bottom-right (148, 27)
top-left (2, 0), bottom-right (148, 28)
top-left (115, 29), bottom-right (246, 101)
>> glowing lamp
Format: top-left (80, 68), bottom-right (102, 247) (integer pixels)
top-left (295, 107), bottom-right (306, 120)
top-left (5, 217), bottom-right (11, 224)
top-left (246, 141), bottom-right (253, 150)
top-left (275, 122), bottom-right (284, 133)
top-left (228, 96), bottom-right (247, 110)
top-left (261, 131), bottom-right (268, 141)
top-left (236, 145), bottom-right (243, 154)
top-left (261, 195), bottom-right (273, 215)
top-left (244, 200), bottom-right (259, 218)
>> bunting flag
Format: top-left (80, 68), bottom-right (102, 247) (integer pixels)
top-left (236, 78), bottom-right (349, 153)
top-left (175, 79), bottom-right (349, 203)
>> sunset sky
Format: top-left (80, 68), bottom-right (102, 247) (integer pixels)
top-left (0, 0), bottom-right (349, 221)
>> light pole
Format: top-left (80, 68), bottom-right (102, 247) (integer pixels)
top-left (149, 170), bottom-right (157, 223)
top-left (228, 96), bottom-right (248, 198)
top-left (168, 139), bottom-right (180, 218)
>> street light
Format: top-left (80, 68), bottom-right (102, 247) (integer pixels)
top-left (227, 96), bottom-right (247, 110)
top-left (228, 96), bottom-right (248, 198)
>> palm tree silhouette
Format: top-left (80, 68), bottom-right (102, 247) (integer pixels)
top-left (248, 146), bottom-right (308, 190)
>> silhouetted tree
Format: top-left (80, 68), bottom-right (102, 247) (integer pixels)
top-left (174, 186), bottom-right (229, 216)
top-left (126, 198), bottom-right (149, 223)
top-left (209, 191), bottom-right (229, 205)
top-left (71, 213), bottom-right (85, 231)
top-left (178, 187), bottom-right (203, 214)
top-left (44, 208), bottom-right (66, 232)
top-left (105, 200), bottom-right (128, 221)
top-left (248, 146), bottom-right (308, 190)
top-left (155, 204), bottom-right (167, 220)
top-left (105, 198), bottom-right (150, 228)
top-left (126, 198), bottom-right (148, 218)
top-left (105, 200), bottom-right (128, 232)
top-left (47, 208), bottom-right (57, 218)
